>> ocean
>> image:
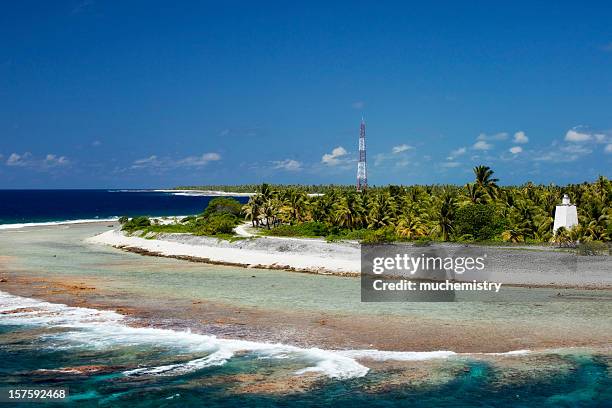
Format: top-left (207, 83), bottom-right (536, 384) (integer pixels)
top-left (0, 193), bottom-right (610, 407)
top-left (0, 190), bottom-right (249, 226)
top-left (1, 292), bottom-right (609, 407)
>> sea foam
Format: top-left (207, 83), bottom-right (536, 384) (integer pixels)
top-left (0, 291), bottom-right (529, 380)
top-left (0, 218), bottom-right (118, 230)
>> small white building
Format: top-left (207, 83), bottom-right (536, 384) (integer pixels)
top-left (553, 194), bottom-right (578, 234)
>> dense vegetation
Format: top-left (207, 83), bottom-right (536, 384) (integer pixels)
top-left (241, 167), bottom-right (611, 245)
top-left (120, 197), bottom-right (242, 238)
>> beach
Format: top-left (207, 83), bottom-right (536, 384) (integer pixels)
top-left (0, 221), bottom-right (610, 405)
top-left (87, 223), bottom-right (612, 288)
top-left (1, 222), bottom-right (611, 351)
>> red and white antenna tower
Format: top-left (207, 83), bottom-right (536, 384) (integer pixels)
top-left (356, 118), bottom-right (367, 191)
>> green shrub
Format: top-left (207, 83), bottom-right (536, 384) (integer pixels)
top-left (339, 229), bottom-right (369, 241)
top-left (454, 204), bottom-right (504, 241)
top-left (577, 241), bottom-right (608, 256)
top-left (361, 226), bottom-right (397, 244)
top-left (195, 213), bottom-right (238, 236)
top-left (414, 237), bottom-right (432, 247)
top-left (266, 222), bottom-right (330, 237)
top-left (202, 197), bottom-right (242, 218)
top-left (121, 216), bottom-right (151, 231)
top-left (118, 216), bottom-right (129, 224)
top-left (144, 224), bottom-right (194, 234)
top-left (265, 225), bottom-right (303, 237)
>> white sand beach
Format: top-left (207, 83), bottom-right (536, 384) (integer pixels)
top-left (86, 228), bottom-right (361, 275)
top-left (86, 224), bottom-right (612, 288)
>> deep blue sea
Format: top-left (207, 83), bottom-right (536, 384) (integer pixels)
top-left (0, 190), bottom-right (248, 225)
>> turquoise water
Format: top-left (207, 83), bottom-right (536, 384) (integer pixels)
top-left (1, 319), bottom-right (610, 407)
top-left (0, 224), bottom-right (611, 407)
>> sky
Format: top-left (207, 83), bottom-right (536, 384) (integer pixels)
top-left (0, 1), bottom-right (611, 188)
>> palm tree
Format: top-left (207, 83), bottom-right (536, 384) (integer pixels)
top-left (333, 193), bottom-right (364, 229)
top-left (502, 229), bottom-right (525, 243)
top-left (463, 182), bottom-right (486, 204)
top-left (242, 197), bottom-right (261, 227)
top-left (436, 193), bottom-right (455, 241)
top-left (261, 198), bottom-right (279, 229)
top-left (473, 165), bottom-right (499, 199)
top-left (285, 190), bottom-right (307, 224)
top-left (367, 193), bottom-right (396, 228)
top-left (551, 227), bottom-right (573, 247)
top-left (395, 216), bottom-right (427, 239)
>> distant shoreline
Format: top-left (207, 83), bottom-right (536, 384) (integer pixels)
top-left (155, 189), bottom-right (255, 197)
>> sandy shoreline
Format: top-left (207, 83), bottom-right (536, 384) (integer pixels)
top-left (86, 229), bottom-right (361, 276)
top-left (87, 227), bottom-right (612, 288)
top-left (155, 189), bottom-right (324, 197)
top-left (155, 189), bottom-right (255, 197)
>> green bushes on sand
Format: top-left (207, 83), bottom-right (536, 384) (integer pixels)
top-left (121, 216), bottom-right (151, 232)
top-left (194, 213), bottom-right (238, 236)
top-left (120, 198), bottom-right (242, 238)
top-left (202, 197), bottom-right (243, 218)
top-left (265, 222), bottom-right (330, 237)
top-left (454, 204), bottom-right (505, 241)
top-left (577, 240), bottom-right (609, 256)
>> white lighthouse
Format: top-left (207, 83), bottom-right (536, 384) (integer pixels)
top-left (553, 194), bottom-right (578, 234)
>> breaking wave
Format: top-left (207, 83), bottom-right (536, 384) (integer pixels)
top-left (0, 291), bottom-right (529, 380)
top-left (0, 218), bottom-right (119, 230)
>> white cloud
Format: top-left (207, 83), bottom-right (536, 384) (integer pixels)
top-left (6, 152), bottom-right (30, 166)
top-left (92, 140), bottom-right (102, 147)
top-left (44, 154), bottom-right (69, 166)
top-left (391, 144), bottom-right (413, 154)
top-left (272, 159), bottom-right (302, 171)
top-left (478, 132), bottom-right (508, 141)
top-left (509, 146), bottom-right (523, 154)
top-left (441, 161), bottom-right (461, 168)
top-left (534, 141), bottom-right (593, 162)
top-left (565, 129), bottom-right (592, 142)
top-left (513, 131), bottom-right (529, 144)
top-left (131, 155), bottom-right (160, 169)
top-left (351, 101), bottom-right (365, 109)
top-left (560, 144), bottom-right (592, 155)
top-left (447, 147), bottom-right (466, 160)
top-left (321, 146), bottom-right (348, 166)
top-left (131, 152), bottom-right (221, 170)
top-left (473, 140), bottom-right (492, 150)
top-left (5, 152), bottom-right (69, 169)
top-left (178, 153), bottom-right (221, 167)
top-left (374, 144), bottom-right (415, 167)
top-left (605, 144), bottom-right (612, 154)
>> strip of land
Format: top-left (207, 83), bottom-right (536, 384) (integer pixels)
top-left (87, 224), bottom-right (612, 288)
top-left (87, 228), bottom-right (361, 275)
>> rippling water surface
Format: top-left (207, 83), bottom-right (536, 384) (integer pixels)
top-left (0, 224), bottom-right (610, 407)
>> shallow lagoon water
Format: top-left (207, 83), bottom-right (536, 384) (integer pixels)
top-left (0, 224), bottom-right (611, 406)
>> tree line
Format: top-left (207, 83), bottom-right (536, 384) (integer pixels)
top-left (240, 166), bottom-right (611, 244)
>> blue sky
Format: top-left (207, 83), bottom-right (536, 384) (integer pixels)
top-left (0, 1), bottom-right (611, 188)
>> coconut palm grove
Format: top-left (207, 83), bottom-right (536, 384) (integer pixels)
top-left (157, 167), bottom-right (611, 248)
